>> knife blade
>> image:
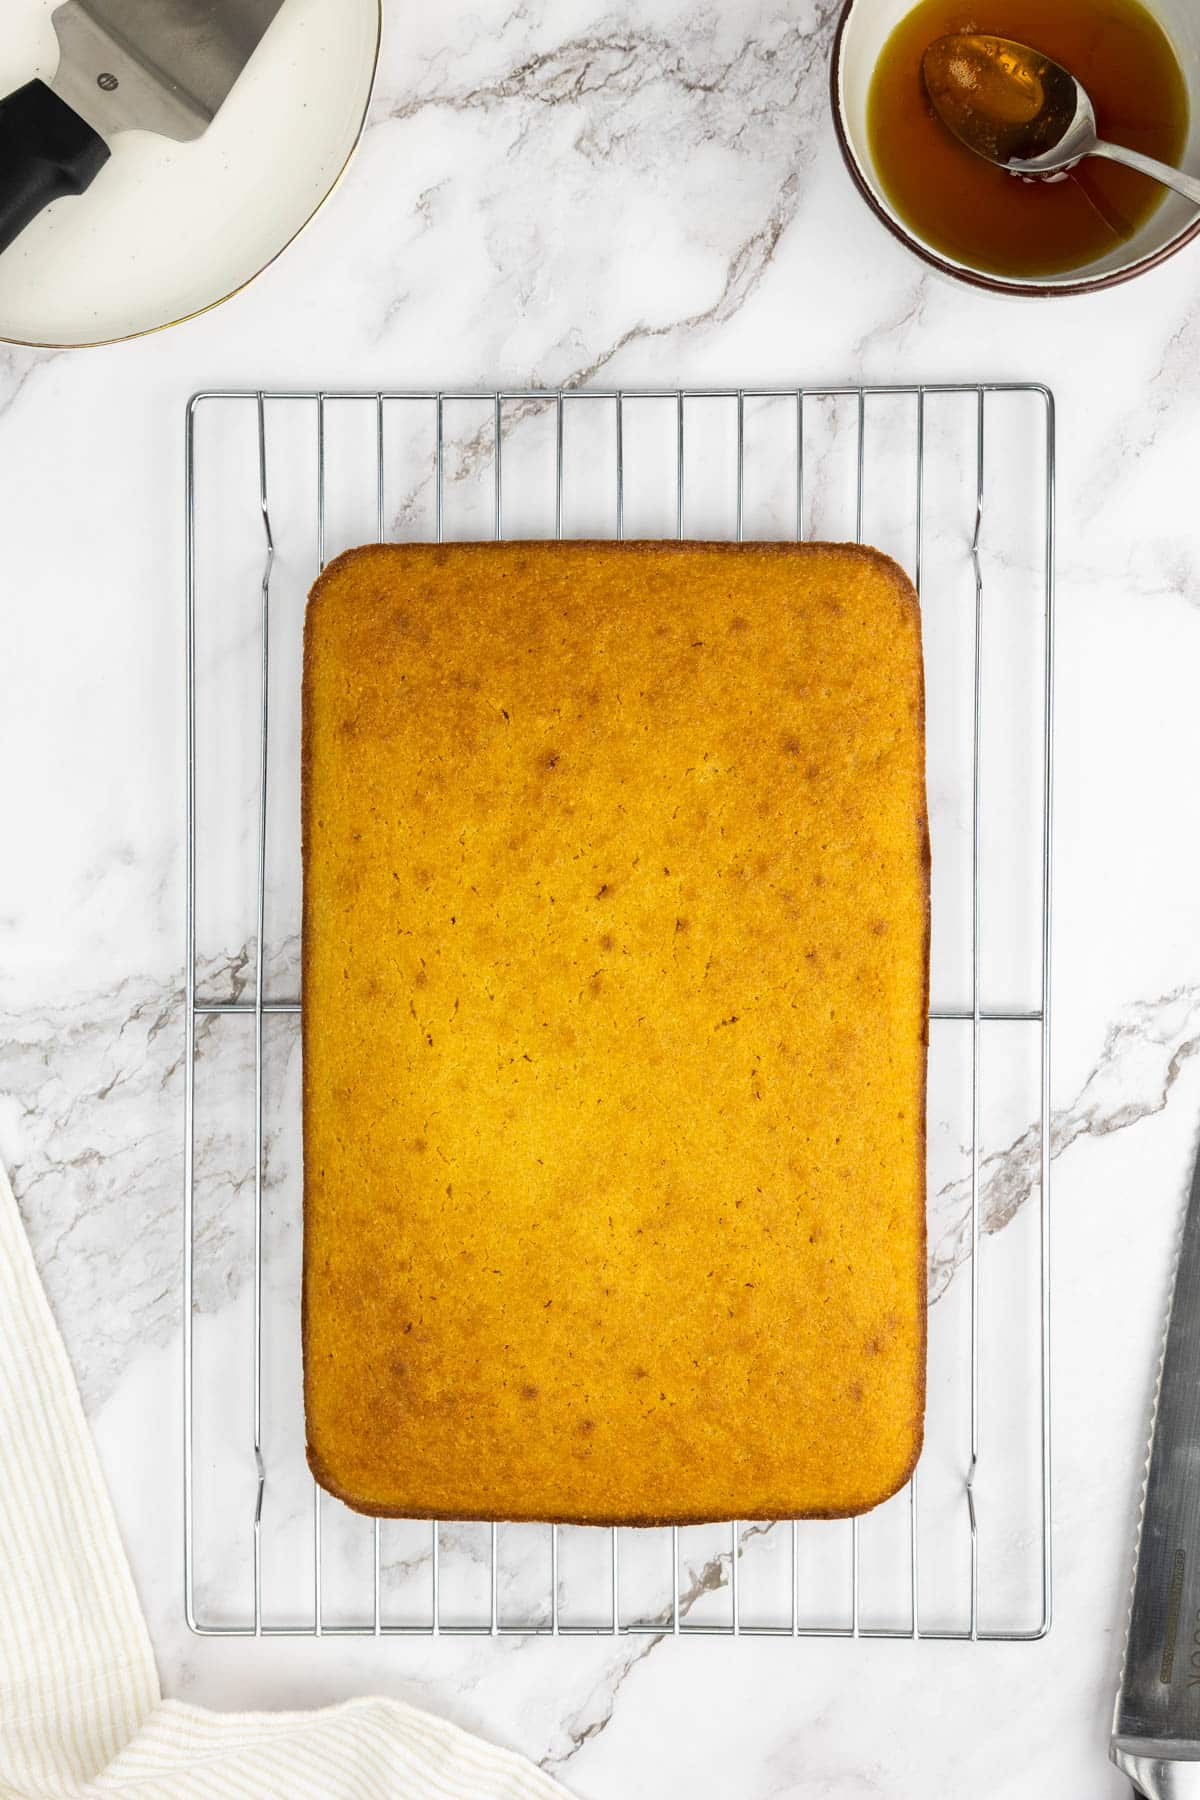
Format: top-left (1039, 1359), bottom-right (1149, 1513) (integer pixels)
top-left (1113, 1141), bottom-right (1200, 1798)
top-left (0, 0), bottom-right (288, 256)
top-left (51, 0), bottom-right (288, 143)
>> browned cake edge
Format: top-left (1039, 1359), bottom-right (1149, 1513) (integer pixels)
top-left (300, 539), bottom-right (930, 1525)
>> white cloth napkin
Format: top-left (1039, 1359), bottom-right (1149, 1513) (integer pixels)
top-left (0, 1161), bottom-right (572, 1800)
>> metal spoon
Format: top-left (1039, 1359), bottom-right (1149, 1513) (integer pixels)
top-left (922, 33), bottom-right (1200, 205)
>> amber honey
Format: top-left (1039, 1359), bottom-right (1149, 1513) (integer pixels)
top-left (867, 0), bottom-right (1189, 278)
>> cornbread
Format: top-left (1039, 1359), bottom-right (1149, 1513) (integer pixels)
top-left (302, 540), bottom-right (929, 1524)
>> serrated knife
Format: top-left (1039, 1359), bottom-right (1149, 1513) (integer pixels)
top-left (0, 0), bottom-right (289, 257)
top-left (1113, 1144), bottom-right (1200, 1797)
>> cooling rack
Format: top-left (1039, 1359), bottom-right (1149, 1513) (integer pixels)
top-left (184, 384), bottom-right (1054, 1642)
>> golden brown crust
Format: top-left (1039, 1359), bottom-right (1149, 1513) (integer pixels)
top-left (302, 540), bottom-right (929, 1524)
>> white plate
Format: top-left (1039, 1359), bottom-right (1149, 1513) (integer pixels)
top-left (0, 0), bottom-right (380, 346)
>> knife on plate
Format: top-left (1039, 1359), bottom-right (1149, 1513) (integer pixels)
top-left (0, 0), bottom-right (288, 257)
top-left (1113, 1141), bottom-right (1200, 1796)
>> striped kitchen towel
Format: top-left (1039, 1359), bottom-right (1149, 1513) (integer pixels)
top-left (0, 1160), bottom-right (571, 1799)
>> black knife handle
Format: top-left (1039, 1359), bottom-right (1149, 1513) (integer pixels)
top-left (0, 79), bottom-right (109, 257)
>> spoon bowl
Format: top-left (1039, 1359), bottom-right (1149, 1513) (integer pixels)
top-left (921, 35), bottom-right (1083, 169)
top-left (921, 31), bottom-right (1200, 200)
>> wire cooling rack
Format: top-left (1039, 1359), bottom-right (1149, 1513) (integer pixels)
top-left (184, 385), bottom-right (1054, 1641)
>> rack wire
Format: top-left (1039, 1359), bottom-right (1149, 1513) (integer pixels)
top-left (184, 385), bottom-right (1055, 1642)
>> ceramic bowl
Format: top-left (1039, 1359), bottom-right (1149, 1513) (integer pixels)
top-left (831, 0), bottom-right (1200, 295)
top-left (0, 0), bottom-right (381, 347)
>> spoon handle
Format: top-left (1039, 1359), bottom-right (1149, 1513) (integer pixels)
top-left (1090, 137), bottom-right (1200, 208)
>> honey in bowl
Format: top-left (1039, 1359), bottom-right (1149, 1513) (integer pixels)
top-left (867, 0), bottom-right (1189, 278)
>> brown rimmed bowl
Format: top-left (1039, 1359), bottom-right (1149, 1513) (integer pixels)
top-left (830, 0), bottom-right (1200, 296)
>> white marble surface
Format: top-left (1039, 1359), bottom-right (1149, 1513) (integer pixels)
top-left (3, 0), bottom-right (1200, 1792)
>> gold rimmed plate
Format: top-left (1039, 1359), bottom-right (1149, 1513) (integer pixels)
top-left (0, 0), bottom-right (381, 348)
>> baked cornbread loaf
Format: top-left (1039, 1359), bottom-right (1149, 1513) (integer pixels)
top-left (302, 540), bottom-right (928, 1524)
